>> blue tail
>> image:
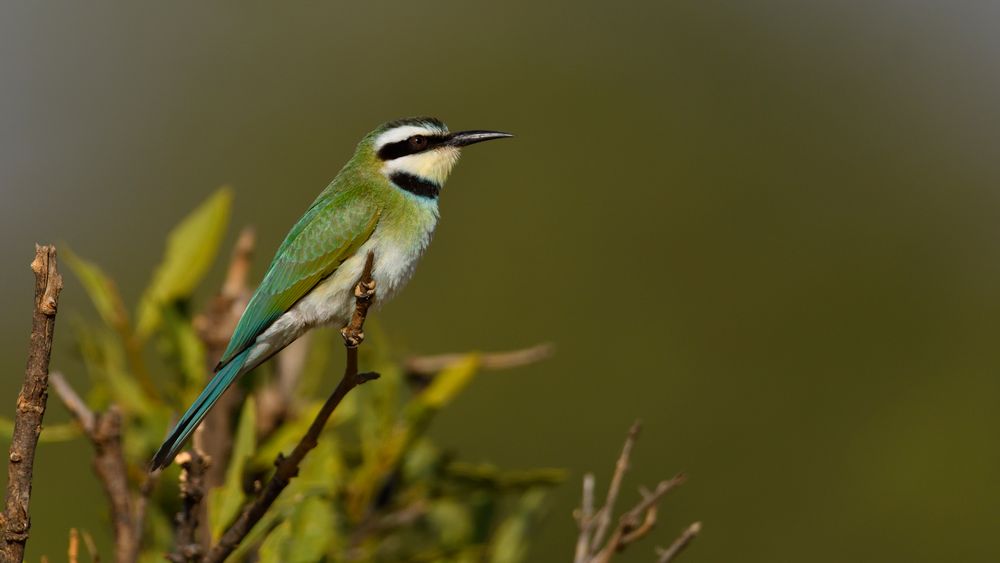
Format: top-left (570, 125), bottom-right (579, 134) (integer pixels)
top-left (150, 348), bottom-right (253, 470)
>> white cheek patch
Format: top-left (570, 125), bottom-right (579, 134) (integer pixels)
top-left (374, 125), bottom-right (445, 152)
top-left (382, 147), bottom-right (461, 186)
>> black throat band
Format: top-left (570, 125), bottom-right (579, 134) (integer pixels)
top-left (390, 172), bottom-right (440, 199)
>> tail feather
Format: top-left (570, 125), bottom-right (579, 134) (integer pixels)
top-left (150, 348), bottom-right (252, 470)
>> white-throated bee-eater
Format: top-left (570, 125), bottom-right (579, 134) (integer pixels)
top-left (151, 117), bottom-right (512, 469)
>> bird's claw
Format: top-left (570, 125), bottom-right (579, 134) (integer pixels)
top-left (355, 279), bottom-right (376, 300)
top-left (341, 327), bottom-right (364, 347)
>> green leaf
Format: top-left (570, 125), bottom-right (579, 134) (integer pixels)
top-left (257, 497), bottom-right (335, 563)
top-left (418, 354), bottom-right (481, 409)
top-left (63, 248), bottom-right (129, 331)
top-left (257, 520), bottom-right (292, 563)
top-left (489, 489), bottom-right (549, 563)
top-left (288, 496), bottom-right (336, 561)
top-left (136, 187), bottom-right (233, 339)
top-left (160, 306), bottom-right (208, 395)
top-left (429, 498), bottom-right (474, 549)
top-left (207, 397), bottom-right (256, 539)
top-left (74, 325), bottom-right (155, 417)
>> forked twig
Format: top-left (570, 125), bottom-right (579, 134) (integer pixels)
top-left (656, 522), bottom-right (701, 563)
top-left (50, 373), bottom-right (149, 563)
top-left (574, 421), bottom-right (700, 563)
top-left (168, 441), bottom-right (209, 562)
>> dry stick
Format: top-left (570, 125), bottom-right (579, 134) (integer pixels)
top-left (574, 473), bottom-right (597, 563)
top-left (80, 531), bottom-right (99, 563)
top-left (193, 227), bottom-right (255, 548)
top-left (590, 420), bottom-right (642, 551)
top-left (656, 522), bottom-right (701, 563)
top-left (132, 471), bottom-right (159, 559)
top-left (0, 245), bottom-right (63, 562)
top-left (592, 474), bottom-right (687, 563)
top-left (196, 227), bottom-right (256, 494)
top-left (404, 343), bottom-right (554, 375)
top-left (204, 252), bottom-right (380, 563)
top-left (576, 421), bottom-right (697, 563)
top-left (69, 529), bottom-right (79, 563)
top-left (168, 444), bottom-right (209, 563)
top-left (256, 332), bottom-right (312, 438)
top-left (50, 373), bottom-right (145, 563)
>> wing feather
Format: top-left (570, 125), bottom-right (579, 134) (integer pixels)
top-left (216, 191), bottom-right (380, 369)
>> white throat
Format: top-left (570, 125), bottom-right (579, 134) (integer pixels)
top-left (381, 147), bottom-right (461, 186)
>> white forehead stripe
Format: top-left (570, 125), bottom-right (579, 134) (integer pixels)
top-left (374, 124), bottom-right (449, 151)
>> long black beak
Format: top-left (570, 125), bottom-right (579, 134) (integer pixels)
top-left (447, 130), bottom-right (514, 147)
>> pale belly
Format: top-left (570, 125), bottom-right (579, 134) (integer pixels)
top-left (240, 218), bottom-right (434, 373)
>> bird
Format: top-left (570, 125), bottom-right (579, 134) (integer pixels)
top-left (150, 117), bottom-right (512, 469)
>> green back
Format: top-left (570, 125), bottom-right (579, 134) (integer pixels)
top-left (217, 169), bottom-right (381, 369)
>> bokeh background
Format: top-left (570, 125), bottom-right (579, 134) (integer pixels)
top-left (2, 2), bottom-right (999, 561)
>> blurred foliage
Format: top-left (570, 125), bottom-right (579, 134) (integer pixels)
top-left (48, 190), bottom-right (562, 561)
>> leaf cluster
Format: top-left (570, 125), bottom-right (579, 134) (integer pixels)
top-left (20, 188), bottom-right (561, 562)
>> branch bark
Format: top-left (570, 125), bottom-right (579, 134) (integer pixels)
top-left (0, 245), bottom-right (63, 562)
top-left (656, 522), bottom-right (701, 563)
top-left (168, 444), bottom-right (209, 562)
top-left (50, 373), bottom-right (151, 563)
top-left (195, 227), bottom-right (255, 493)
top-left (204, 252), bottom-right (379, 563)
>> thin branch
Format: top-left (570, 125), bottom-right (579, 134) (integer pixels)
top-left (192, 226), bottom-right (255, 547)
top-left (168, 443), bottom-right (209, 563)
top-left (50, 373), bottom-right (143, 563)
top-left (656, 522), bottom-right (701, 563)
top-left (204, 252), bottom-right (380, 563)
top-left (404, 342), bottom-right (554, 376)
top-left (0, 245), bottom-right (63, 561)
top-left (194, 227), bottom-right (255, 495)
top-left (132, 471), bottom-right (158, 560)
top-left (574, 473), bottom-right (596, 563)
top-left (69, 528), bottom-right (79, 563)
top-left (81, 530), bottom-right (99, 563)
top-left (590, 420), bottom-right (641, 551)
top-left (575, 421), bottom-right (698, 563)
top-left (594, 475), bottom-right (686, 561)
top-left (256, 332), bottom-right (313, 438)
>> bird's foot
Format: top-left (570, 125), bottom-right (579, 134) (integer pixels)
top-left (341, 326), bottom-right (364, 348)
top-left (355, 278), bottom-right (376, 300)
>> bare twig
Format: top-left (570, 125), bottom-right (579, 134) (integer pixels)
top-left (133, 470), bottom-right (159, 559)
top-left (656, 522), bottom-right (701, 563)
top-left (168, 444), bottom-right (209, 563)
top-left (257, 332), bottom-right (313, 437)
top-left (590, 421), bottom-right (641, 551)
top-left (69, 528), bottom-right (79, 563)
top-left (192, 227), bottom-right (255, 547)
top-left (404, 342), bottom-right (554, 376)
top-left (205, 252), bottom-right (380, 563)
top-left (81, 530), bottom-right (99, 562)
top-left (574, 473), bottom-right (596, 563)
top-left (574, 421), bottom-right (698, 563)
top-left (194, 227), bottom-right (255, 489)
top-left (50, 373), bottom-right (143, 563)
top-left (0, 245), bottom-right (63, 561)
top-left (594, 475), bottom-right (686, 562)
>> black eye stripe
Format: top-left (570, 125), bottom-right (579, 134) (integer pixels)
top-left (377, 134), bottom-right (449, 160)
top-left (390, 172), bottom-right (440, 198)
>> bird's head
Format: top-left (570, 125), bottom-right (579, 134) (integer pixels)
top-left (361, 117), bottom-right (512, 197)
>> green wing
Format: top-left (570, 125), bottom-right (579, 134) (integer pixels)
top-left (217, 191), bottom-right (380, 369)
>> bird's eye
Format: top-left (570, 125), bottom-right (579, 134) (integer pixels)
top-left (408, 135), bottom-right (428, 150)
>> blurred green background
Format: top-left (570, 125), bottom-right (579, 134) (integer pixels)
top-left (2, 1), bottom-right (999, 561)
